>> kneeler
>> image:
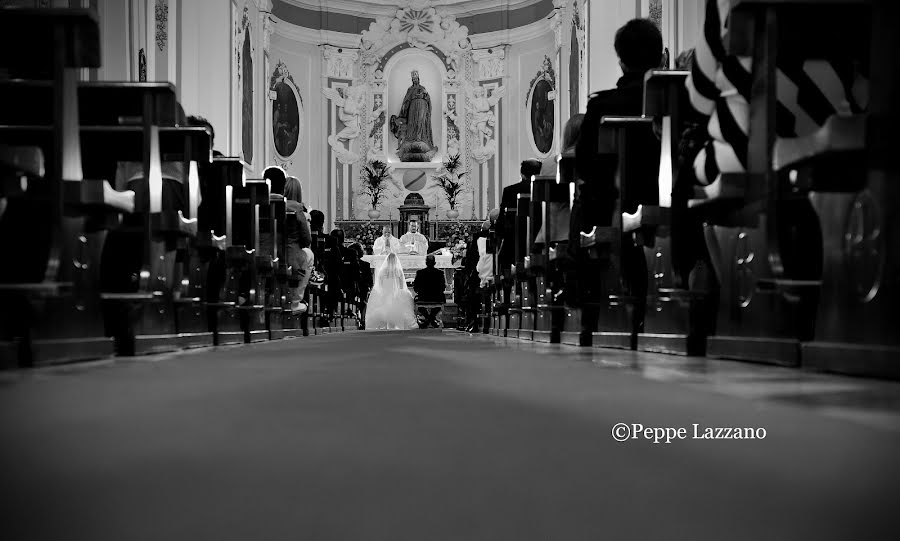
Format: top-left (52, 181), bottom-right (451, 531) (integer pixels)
top-left (416, 303), bottom-right (444, 329)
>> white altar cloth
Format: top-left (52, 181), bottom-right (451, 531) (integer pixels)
top-left (362, 254), bottom-right (456, 270)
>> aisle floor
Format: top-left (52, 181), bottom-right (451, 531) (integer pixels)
top-left (1, 330), bottom-right (898, 540)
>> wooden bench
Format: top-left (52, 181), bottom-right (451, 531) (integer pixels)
top-left (589, 115), bottom-right (661, 351)
top-left (0, 8), bottom-right (120, 367)
top-left (689, 0), bottom-right (873, 367)
top-left (729, 0), bottom-right (898, 377)
top-left (203, 157), bottom-right (246, 345)
top-left (233, 179), bottom-right (270, 343)
top-left (508, 193), bottom-right (533, 339)
top-left (638, 69), bottom-right (714, 356)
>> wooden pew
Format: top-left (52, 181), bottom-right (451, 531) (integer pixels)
top-left (691, 0), bottom-right (872, 367)
top-left (592, 116), bottom-right (660, 350)
top-left (729, 0), bottom-right (897, 377)
top-left (639, 69), bottom-right (714, 355)
top-left (155, 126), bottom-right (212, 348)
top-left (478, 226), bottom-right (497, 334)
top-left (531, 172), bottom-right (568, 343)
top-left (490, 210), bottom-right (515, 336)
top-left (0, 9), bottom-right (126, 366)
top-left (203, 157), bottom-right (245, 345)
top-left (557, 151), bottom-right (591, 346)
top-left (261, 166), bottom-right (303, 338)
top-left (507, 193), bottom-right (532, 339)
top-left (258, 189), bottom-right (287, 341)
top-left (233, 179), bottom-right (270, 343)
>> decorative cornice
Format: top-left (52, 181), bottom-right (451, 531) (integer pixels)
top-left (273, 8), bottom-right (553, 49)
top-left (272, 20), bottom-right (360, 48)
top-left (468, 17), bottom-right (551, 48)
top-left (278, 0), bottom-right (545, 19)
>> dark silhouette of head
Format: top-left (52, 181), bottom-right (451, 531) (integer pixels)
top-left (330, 228), bottom-right (345, 245)
top-left (187, 115), bottom-right (216, 150)
top-left (350, 242), bottom-right (365, 259)
top-left (614, 18), bottom-right (663, 74)
top-left (309, 209), bottom-right (325, 232)
top-left (520, 159), bottom-right (542, 182)
top-left (425, 254), bottom-right (436, 268)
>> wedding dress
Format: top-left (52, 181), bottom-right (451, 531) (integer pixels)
top-left (365, 252), bottom-right (418, 330)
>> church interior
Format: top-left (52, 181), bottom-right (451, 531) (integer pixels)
top-left (0, 0), bottom-right (899, 538)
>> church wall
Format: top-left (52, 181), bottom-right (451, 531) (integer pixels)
top-left (268, 34), bottom-right (327, 218)
top-left (502, 29), bottom-right (557, 193)
top-left (587, 0), bottom-right (641, 94)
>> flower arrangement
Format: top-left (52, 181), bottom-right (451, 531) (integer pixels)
top-left (432, 153), bottom-right (467, 210)
top-left (351, 221), bottom-right (383, 250)
top-left (360, 159), bottom-right (393, 210)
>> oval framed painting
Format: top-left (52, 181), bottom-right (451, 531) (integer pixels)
top-left (527, 76), bottom-right (554, 158)
top-left (272, 77), bottom-right (303, 159)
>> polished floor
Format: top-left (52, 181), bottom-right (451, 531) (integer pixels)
top-left (1, 330), bottom-right (899, 540)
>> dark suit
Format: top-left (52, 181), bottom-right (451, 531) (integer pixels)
top-left (413, 266), bottom-right (446, 303)
top-left (573, 70), bottom-right (658, 318)
top-left (495, 180), bottom-right (531, 270)
top-left (312, 231), bottom-right (343, 315)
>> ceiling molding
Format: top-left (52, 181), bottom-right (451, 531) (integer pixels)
top-left (272, 18), bottom-right (361, 48)
top-left (271, 12), bottom-right (552, 50)
top-left (277, 0), bottom-right (546, 19)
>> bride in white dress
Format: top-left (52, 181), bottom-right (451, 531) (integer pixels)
top-left (365, 252), bottom-right (418, 330)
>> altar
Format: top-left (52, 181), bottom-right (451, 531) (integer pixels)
top-left (362, 253), bottom-right (455, 270)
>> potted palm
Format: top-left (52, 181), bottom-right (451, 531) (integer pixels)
top-left (360, 159), bottom-right (393, 219)
top-left (434, 153), bottom-right (466, 220)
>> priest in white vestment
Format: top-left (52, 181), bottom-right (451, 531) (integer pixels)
top-left (373, 225), bottom-right (401, 255)
top-left (399, 220), bottom-right (429, 255)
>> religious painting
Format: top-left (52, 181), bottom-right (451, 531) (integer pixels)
top-left (527, 56), bottom-right (556, 158)
top-left (529, 79), bottom-right (554, 155)
top-left (272, 77), bottom-right (302, 159)
top-left (241, 26), bottom-right (254, 165)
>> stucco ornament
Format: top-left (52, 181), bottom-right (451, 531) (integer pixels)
top-left (465, 84), bottom-right (505, 164)
top-left (322, 85), bottom-right (366, 164)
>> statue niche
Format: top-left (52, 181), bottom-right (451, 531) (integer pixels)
top-left (390, 70), bottom-right (437, 162)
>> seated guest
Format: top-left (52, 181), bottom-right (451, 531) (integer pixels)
top-left (575, 18), bottom-right (663, 228)
top-left (536, 114), bottom-right (583, 247)
top-left (286, 175), bottom-right (308, 213)
top-left (331, 228), bottom-right (360, 313)
top-left (309, 209), bottom-right (342, 317)
top-left (476, 208), bottom-right (501, 288)
top-left (283, 177), bottom-right (313, 313)
top-left (399, 219), bottom-right (429, 255)
top-left (373, 225), bottom-right (401, 254)
top-left (496, 159), bottom-right (543, 273)
top-left (462, 209), bottom-right (499, 332)
top-left (413, 255), bottom-right (446, 328)
top-left (573, 18), bottom-right (663, 324)
top-left (351, 242), bottom-right (373, 326)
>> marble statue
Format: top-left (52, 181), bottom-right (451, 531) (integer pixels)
top-left (391, 70), bottom-right (436, 162)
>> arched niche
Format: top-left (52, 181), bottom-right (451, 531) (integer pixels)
top-left (382, 47), bottom-right (447, 164)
